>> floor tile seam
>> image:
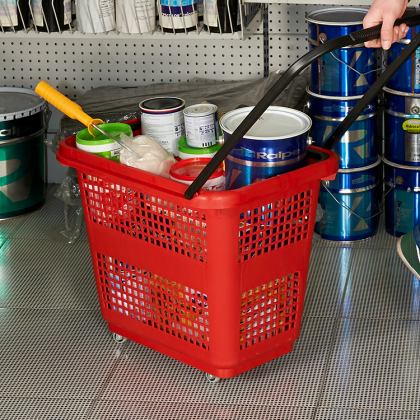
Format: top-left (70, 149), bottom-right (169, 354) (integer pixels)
top-left (317, 405), bottom-right (420, 413)
top-left (0, 306), bottom-right (101, 312)
top-left (0, 395), bottom-right (96, 403)
top-left (85, 342), bottom-right (131, 419)
top-left (312, 252), bottom-right (356, 420)
top-left (340, 316), bottom-right (420, 322)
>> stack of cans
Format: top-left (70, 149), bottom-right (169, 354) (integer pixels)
top-left (306, 7), bottom-right (381, 242)
top-left (383, 17), bottom-right (420, 237)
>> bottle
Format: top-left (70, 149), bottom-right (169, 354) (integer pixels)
top-left (203, 0), bottom-right (240, 34)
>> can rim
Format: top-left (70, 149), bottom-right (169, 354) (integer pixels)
top-left (76, 123), bottom-right (132, 145)
top-left (382, 155), bottom-right (420, 171)
top-left (383, 86), bottom-right (420, 98)
top-left (338, 156), bottom-right (382, 173)
top-left (170, 158), bottom-right (223, 181)
top-left (177, 137), bottom-right (221, 154)
top-left (220, 106), bottom-right (312, 140)
top-left (305, 7), bottom-right (368, 26)
top-left (306, 86), bottom-right (364, 101)
top-left (139, 97), bottom-right (185, 112)
top-left (184, 104), bottom-right (218, 117)
top-left (0, 87), bottom-right (46, 121)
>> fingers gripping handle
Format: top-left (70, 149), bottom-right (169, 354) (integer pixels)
top-left (35, 81), bottom-right (103, 134)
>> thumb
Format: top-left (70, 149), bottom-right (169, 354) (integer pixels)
top-left (381, 15), bottom-right (396, 50)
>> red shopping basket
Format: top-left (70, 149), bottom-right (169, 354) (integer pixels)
top-left (57, 125), bottom-right (338, 379)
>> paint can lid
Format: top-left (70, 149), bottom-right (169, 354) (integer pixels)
top-left (184, 104), bottom-right (218, 117)
top-left (177, 137), bottom-right (221, 155)
top-left (306, 7), bottom-right (368, 25)
top-left (140, 97), bottom-right (185, 111)
top-left (170, 158), bottom-right (223, 181)
top-left (220, 106), bottom-right (311, 140)
top-left (0, 87), bottom-right (46, 121)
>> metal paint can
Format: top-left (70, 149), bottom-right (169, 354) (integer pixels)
top-left (307, 88), bottom-right (378, 169)
top-left (220, 106), bottom-right (311, 190)
top-left (306, 7), bottom-right (377, 97)
top-left (385, 8), bottom-right (420, 93)
top-left (139, 97), bottom-right (186, 157)
top-left (0, 87), bottom-right (47, 219)
top-left (184, 104), bottom-right (219, 148)
top-left (384, 87), bottom-right (420, 166)
top-left (315, 158), bottom-right (381, 242)
top-left (159, 0), bottom-right (198, 33)
top-left (169, 158), bottom-right (224, 191)
top-left (177, 137), bottom-right (221, 160)
top-left (383, 156), bottom-right (420, 237)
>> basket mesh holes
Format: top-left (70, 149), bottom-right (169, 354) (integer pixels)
top-left (239, 273), bottom-right (300, 349)
top-left (238, 190), bottom-right (313, 262)
top-left (98, 253), bottom-right (210, 349)
top-left (80, 173), bottom-right (208, 262)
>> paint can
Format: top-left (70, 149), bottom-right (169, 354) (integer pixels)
top-left (159, 0), bottom-right (198, 33)
top-left (315, 158), bottom-right (381, 242)
top-left (0, 88), bottom-right (47, 219)
top-left (177, 137), bottom-right (221, 160)
top-left (307, 88), bottom-right (378, 169)
top-left (383, 156), bottom-right (420, 237)
top-left (0, 0), bottom-right (30, 32)
top-left (306, 7), bottom-right (377, 97)
top-left (220, 106), bottom-right (311, 190)
top-left (384, 87), bottom-right (420, 166)
top-left (115, 0), bottom-right (156, 34)
top-left (385, 8), bottom-right (420, 94)
top-left (75, 0), bottom-right (115, 33)
top-left (184, 104), bottom-right (219, 148)
top-left (31, 0), bottom-right (72, 32)
top-left (76, 123), bottom-right (133, 162)
top-left (139, 97), bottom-right (186, 157)
top-left (170, 158), bottom-right (224, 191)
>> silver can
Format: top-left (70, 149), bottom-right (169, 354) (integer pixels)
top-left (183, 104), bottom-right (219, 148)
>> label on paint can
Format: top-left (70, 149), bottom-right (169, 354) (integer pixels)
top-left (404, 132), bottom-right (420, 163)
top-left (184, 104), bottom-right (218, 148)
top-left (160, 0), bottom-right (198, 30)
top-left (403, 119), bottom-right (420, 133)
top-left (0, 1), bottom-right (17, 26)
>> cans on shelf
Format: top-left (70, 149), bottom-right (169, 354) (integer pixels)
top-left (184, 103), bottom-right (220, 148)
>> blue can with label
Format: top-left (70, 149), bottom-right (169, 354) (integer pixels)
top-left (306, 7), bottom-right (377, 97)
top-left (386, 9), bottom-right (420, 94)
top-left (383, 156), bottom-right (420, 237)
top-left (384, 87), bottom-right (420, 166)
top-left (315, 158), bottom-right (381, 241)
top-left (220, 106), bottom-right (311, 190)
top-left (307, 88), bottom-right (377, 169)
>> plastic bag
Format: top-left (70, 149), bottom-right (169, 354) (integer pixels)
top-left (119, 133), bottom-right (176, 178)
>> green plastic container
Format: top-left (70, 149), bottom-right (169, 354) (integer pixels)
top-left (0, 87), bottom-right (47, 219)
top-left (76, 123), bottom-right (133, 161)
top-left (177, 137), bottom-right (221, 160)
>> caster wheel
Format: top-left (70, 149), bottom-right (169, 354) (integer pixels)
top-left (205, 373), bottom-right (221, 383)
top-left (112, 332), bottom-right (127, 344)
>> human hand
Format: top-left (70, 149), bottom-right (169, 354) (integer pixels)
top-left (363, 0), bottom-right (409, 50)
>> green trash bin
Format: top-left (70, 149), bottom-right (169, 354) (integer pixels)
top-left (0, 87), bottom-right (47, 219)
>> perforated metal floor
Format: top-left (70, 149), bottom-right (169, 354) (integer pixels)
top-left (1, 185), bottom-right (419, 419)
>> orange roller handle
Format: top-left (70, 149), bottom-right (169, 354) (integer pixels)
top-left (35, 81), bottom-right (104, 135)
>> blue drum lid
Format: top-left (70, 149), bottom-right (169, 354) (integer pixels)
top-left (0, 87), bottom-right (46, 122)
top-left (306, 7), bottom-right (368, 25)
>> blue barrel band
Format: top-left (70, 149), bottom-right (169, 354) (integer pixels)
top-left (308, 38), bottom-right (364, 48)
top-left (0, 128), bottom-right (45, 146)
top-left (384, 86), bottom-right (420, 98)
top-left (313, 112), bottom-right (377, 122)
top-left (226, 152), bottom-right (306, 168)
top-left (323, 182), bottom-right (380, 194)
top-left (385, 109), bottom-right (420, 119)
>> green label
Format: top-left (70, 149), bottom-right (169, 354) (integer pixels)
top-left (403, 120), bottom-right (420, 133)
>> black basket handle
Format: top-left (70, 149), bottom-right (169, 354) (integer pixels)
top-left (184, 11), bottom-right (420, 199)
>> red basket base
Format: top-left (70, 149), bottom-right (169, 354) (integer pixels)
top-left (109, 323), bottom-right (294, 379)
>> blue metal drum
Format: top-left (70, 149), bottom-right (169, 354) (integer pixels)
top-left (307, 7), bottom-right (378, 97)
top-left (315, 158), bottom-right (381, 241)
top-left (307, 88), bottom-right (378, 169)
top-left (386, 9), bottom-right (420, 93)
top-left (384, 87), bottom-right (420, 166)
top-left (383, 156), bottom-right (420, 237)
top-left (220, 106), bottom-right (311, 190)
